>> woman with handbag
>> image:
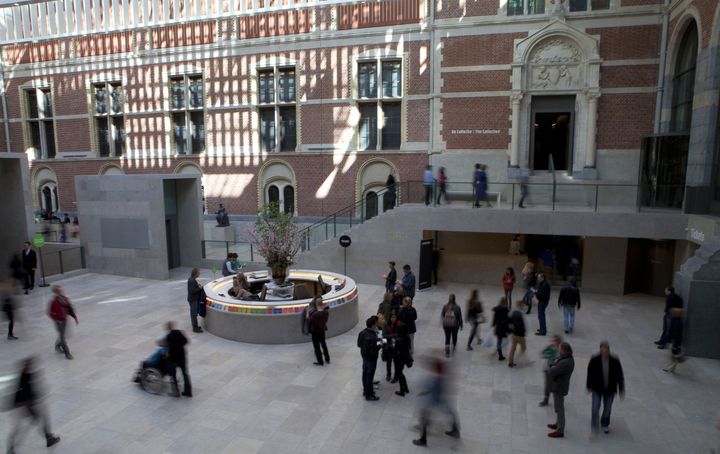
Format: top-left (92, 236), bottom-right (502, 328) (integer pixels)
top-left (466, 290), bottom-right (484, 351)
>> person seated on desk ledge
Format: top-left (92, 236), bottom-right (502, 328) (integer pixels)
top-left (215, 203), bottom-right (230, 227)
top-left (229, 273), bottom-right (257, 300)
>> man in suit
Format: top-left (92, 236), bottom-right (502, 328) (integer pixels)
top-left (21, 242), bottom-right (37, 295)
top-left (547, 342), bottom-right (575, 438)
top-left (587, 341), bottom-right (625, 435)
top-left (186, 268), bottom-right (203, 333)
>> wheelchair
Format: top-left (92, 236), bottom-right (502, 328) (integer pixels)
top-left (133, 348), bottom-right (169, 395)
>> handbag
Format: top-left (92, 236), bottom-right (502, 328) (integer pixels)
top-left (481, 331), bottom-right (494, 348)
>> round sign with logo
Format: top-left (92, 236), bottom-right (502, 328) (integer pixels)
top-left (339, 235), bottom-right (352, 248)
top-left (32, 233), bottom-right (45, 249)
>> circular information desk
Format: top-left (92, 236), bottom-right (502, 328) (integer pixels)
top-left (203, 269), bottom-right (359, 344)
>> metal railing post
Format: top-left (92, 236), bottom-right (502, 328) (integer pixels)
top-left (594, 185), bottom-right (599, 212)
top-left (333, 215), bottom-right (336, 237)
top-left (250, 243), bottom-right (254, 262)
top-left (225, 241), bottom-right (230, 257)
top-left (511, 183), bottom-right (515, 210)
top-left (325, 220), bottom-right (328, 241)
top-left (80, 247), bottom-right (86, 269)
top-left (201, 241), bottom-right (206, 259)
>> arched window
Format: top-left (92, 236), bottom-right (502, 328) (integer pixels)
top-left (283, 185), bottom-right (295, 215)
top-left (39, 182), bottom-right (58, 214)
top-left (265, 181), bottom-right (294, 214)
top-left (671, 22), bottom-right (698, 132)
top-left (364, 191), bottom-right (379, 220)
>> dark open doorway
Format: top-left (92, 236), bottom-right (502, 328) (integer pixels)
top-left (531, 96), bottom-right (575, 172)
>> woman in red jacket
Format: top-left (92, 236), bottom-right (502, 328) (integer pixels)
top-left (502, 267), bottom-right (516, 309)
top-left (47, 286), bottom-right (78, 360)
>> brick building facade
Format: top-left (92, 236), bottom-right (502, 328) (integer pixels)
top-left (0, 0), bottom-right (718, 217)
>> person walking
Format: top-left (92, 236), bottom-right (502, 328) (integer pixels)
top-left (383, 312), bottom-right (399, 381)
top-left (309, 297), bottom-right (330, 366)
top-left (436, 167), bottom-right (448, 205)
top-left (656, 286), bottom-right (683, 349)
top-left (492, 298), bottom-right (510, 361)
top-left (384, 173), bottom-right (397, 211)
top-left (507, 300), bottom-right (527, 368)
top-left (393, 323), bottom-right (412, 396)
top-left (6, 357), bottom-right (61, 453)
top-left (547, 342), bottom-right (575, 438)
top-left (358, 316), bottom-right (382, 401)
top-left (441, 294), bottom-right (463, 357)
top-left (397, 297), bottom-right (418, 355)
top-left (587, 341), bottom-right (625, 435)
top-left (473, 163), bottom-right (489, 208)
top-left (465, 290), bottom-right (483, 351)
top-left (535, 273), bottom-right (551, 336)
top-left (47, 286), bottom-right (78, 360)
top-left (383, 261), bottom-right (397, 294)
top-left (186, 268), bottom-right (203, 333)
top-left (518, 175), bottom-right (529, 208)
top-left (21, 242), bottom-right (37, 295)
top-left (558, 277), bottom-right (581, 334)
top-left (9, 253), bottom-right (26, 291)
top-left (539, 335), bottom-right (563, 407)
top-left (663, 305), bottom-right (686, 374)
top-left (412, 355), bottom-right (460, 447)
top-left (521, 262), bottom-right (536, 314)
top-left (165, 321), bottom-right (192, 397)
top-left (502, 267), bottom-right (516, 307)
top-left (423, 165), bottom-right (434, 206)
top-left (398, 264), bottom-right (416, 300)
top-left (2, 280), bottom-right (18, 340)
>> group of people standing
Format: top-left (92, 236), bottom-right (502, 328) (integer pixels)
top-left (421, 164), bottom-right (492, 208)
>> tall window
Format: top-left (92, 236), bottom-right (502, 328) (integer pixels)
top-left (671, 22), bottom-right (698, 133)
top-left (169, 74), bottom-right (205, 155)
top-left (266, 181), bottom-right (295, 214)
top-left (356, 60), bottom-right (402, 151)
top-left (507, 0), bottom-right (545, 15)
top-left (24, 87), bottom-right (56, 159)
top-left (93, 82), bottom-right (125, 157)
top-left (258, 67), bottom-right (296, 152)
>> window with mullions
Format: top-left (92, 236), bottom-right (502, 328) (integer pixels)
top-left (356, 59), bottom-right (403, 151)
top-left (169, 74), bottom-right (205, 154)
top-left (671, 22), bottom-right (698, 133)
top-left (567, 0), bottom-right (609, 12)
top-left (24, 87), bottom-right (56, 159)
top-left (507, 0), bottom-right (545, 15)
top-left (93, 82), bottom-right (125, 157)
top-left (257, 67), bottom-right (297, 152)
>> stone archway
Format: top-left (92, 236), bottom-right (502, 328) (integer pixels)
top-left (509, 19), bottom-right (601, 179)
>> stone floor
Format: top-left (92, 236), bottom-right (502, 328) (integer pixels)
top-left (1, 269), bottom-right (719, 454)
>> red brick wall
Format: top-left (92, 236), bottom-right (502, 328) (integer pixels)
top-left (600, 65), bottom-right (658, 88)
top-left (587, 25), bottom-right (660, 60)
top-left (442, 70), bottom-right (511, 92)
top-left (76, 32), bottom-right (133, 57)
top-left (300, 104), bottom-right (354, 145)
top-left (441, 97), bottom-right (509, 149)
top-left (442, 33), bottom-right (527, 67)
top-left (338, 0), bottom-right (422, 29)
top-left (435, 0), bottom-right (499, 18)
top-left (152, 22), bottom-right (216, 49)
top-left (596, 93), bottom-right (655, 149)
top-left (407, 100), bottom-right (430, 142)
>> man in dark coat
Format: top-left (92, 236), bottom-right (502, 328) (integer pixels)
top-left (21, 242), bottom-right (37, 295)
top-left (558, 277), bottom-right (581, 334)
top-left (309, 297), bottom-right (330, 366)
top-left (186, 268), bottom-right (203, 333)
top-left (656, 286), bottom-right (683, 349)
top-left (358, 316), bottom-right (382, 401)
top-left (586, 341), bottom-right (625, 435)
top-left (547, 342), bottom-right (575, 438)
top-left (165, 321), bottom-right (192, 397)
top-left (535, 273), bottom-right (551, 336)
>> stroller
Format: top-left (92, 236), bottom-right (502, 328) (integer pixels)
top-left (133, 343), bottom-right (169, 395)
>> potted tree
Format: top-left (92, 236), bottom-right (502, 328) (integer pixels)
top-left (248, 203), bottom-right (301, 285)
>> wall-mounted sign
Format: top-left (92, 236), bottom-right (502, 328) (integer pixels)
top-left (450, 129), bottom-right (501, 135)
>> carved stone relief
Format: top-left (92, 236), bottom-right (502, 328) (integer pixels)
top-left (529, 38), bottom-right (582, 64)
top-left (530, 64), bottom-right (579, 89)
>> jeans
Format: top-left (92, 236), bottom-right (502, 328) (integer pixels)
top-left (54, 320), bottom-right (71, 358)
top-left (504, 289), bottom-right (513, 307)
top-left (518, 184), bottom-right (528, 207)
top-left (659, 313), bottom-right (671, 344)
top-left (562, 305), bottom-right (576, 332)
top-left (524, 289), bottom-right (533, 313)
top-left (436, 183), bottom-right (447, 204)
top-left (168, 360), bottom-right (192, 395)
top-left (553, 392), bottom-right (565, 432)
top-left (496, 336), bottom-right (504, 356)
top-left (591, 391), bottom-right (615, 432)
top-left (424, 184), bottom-right (433, 206)
top-left (311, 330), bottom-right (330, 365)
top-left (188, 302), bottom-right (199, 329)
top-left (467, 321), bottom-right (480, 347)
top-left (537, 301), bottom-right (548, 334)
top-left (23, 268), bottom-right (35, 290)
top-left (362, 358), bottom-right (378, 397)
top-left (443, 327), bottom-right (459, 351)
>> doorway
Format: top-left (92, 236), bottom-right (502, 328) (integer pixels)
top-left (531, 96), bottom-right (575, 172)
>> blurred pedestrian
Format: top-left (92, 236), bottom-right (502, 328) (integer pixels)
top-left (436, 167), bottom-right (448, 205)
top-left (423, 165), bottom-right (434, 206)
top-left (465, 290), bottom-right (484, 350)
top-left (507, 300), bottom-right (527, 368)
top-left (518, 175), bottom-right (529, 208)
top-left (656, 287), bottom-right (683, 349)
top-left (492, 297), bottom-right (510, 361)
top-left (547, 342), bottom-right (575, 438)
top-left (186, 268), bottom-right (203, 333)
top-left (2, 280), bottom-right (18, 340)
top-left (6, 357), bottom-right (61, 453)
top-left (393, 323), bottom-right (412, 396)
top-left (539, 335), bottom-right (562, 407)
top-left (165, 321), bottom-right (192, 397)
top-left (9, 253), bottom-right (25, 291)
top-left (441, 294), bottom-right (463, 357)
top-left (384, 173), bottom-right (397, 211)
top-left (587, 341), bottom-right (625, 435)
top-left (358, 316), bottom-right (382, 401)
top-left (521, 262), bottom-right (536, 314)
top-left (473, 163), bottom-right (490, 208)
top-left (397, 297), bottom-right (418, 355)
top-left (503, 267), bottom-right (516, 307)
top-left (309, 297), bottom-right (330, 366)
top-left (412, 355), bottom-right (460, 446)
top-left (47, 286), bottom-right (78, 360)
top-left (383, 261), bottom-right (397, 294)
top-left (663, 306), bottom-right (686, 374)
top-left (535, 273), bottom-right (551, 336)
top-left (21, 242), bottom-right (37, 295)
top-left (558, 277), bottom-right (581, 334)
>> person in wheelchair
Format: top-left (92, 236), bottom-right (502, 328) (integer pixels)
top-left (133, 340), bottom-right (169, 393)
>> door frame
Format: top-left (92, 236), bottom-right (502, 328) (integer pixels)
top-left (530, 95), bottom-right (576, 173)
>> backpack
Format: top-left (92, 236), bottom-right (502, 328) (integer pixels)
top-left (442, 307), bottom-right (457, 328)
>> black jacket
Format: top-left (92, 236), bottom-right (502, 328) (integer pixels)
top-left (536, 280), bottom-right (551, 304)
top-left (558, 284), bottom-right (581, 308)
top-left (358, 328), bottom-right (381, 360)
top-left (586, 354), bottom-right (624, 395)
top-left (492, 306), bottom-right (509, 337)
top-left (21, 249), bottom-right (37, 271)
top-left (187, 277), bottom-right (202, 304)
top-left (385, 268), bottom-right (397, 288)
top-left (397, 306), bottom-right (417, 334)
top-left (508, 310), bottom-right (526, 337)
top-left (393, 334), bottom-right (412, 366)
top-left (166, 330), bottom-right (188, 363)
top-left (664, 292), bottom-right (683, 314)
top-left (309, 308), bottom-right (329, 333)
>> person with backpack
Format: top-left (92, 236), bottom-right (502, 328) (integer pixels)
top-left (309, 297), bottom-right (330, 366)
top-left (47, 286), bottom-right (78, 360)
top-left (557, 277), bottom-right (581, 334)
top-left (507, 300), bottom-right (527, 368)
top-left (465, 290), bottom-right (483, 351)
top-left (441, 294), bottom-right (463, 357)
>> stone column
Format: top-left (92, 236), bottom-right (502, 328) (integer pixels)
top-left (510, 93), bottom-right (523, 168)
top-left (584, 93), bottom-right (599, 168)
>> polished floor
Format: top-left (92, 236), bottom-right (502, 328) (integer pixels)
top-left (1, 270), bottom-right (719, 454)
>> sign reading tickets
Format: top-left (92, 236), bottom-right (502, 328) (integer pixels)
top-left (32, 233), bottom-right (45, 248)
